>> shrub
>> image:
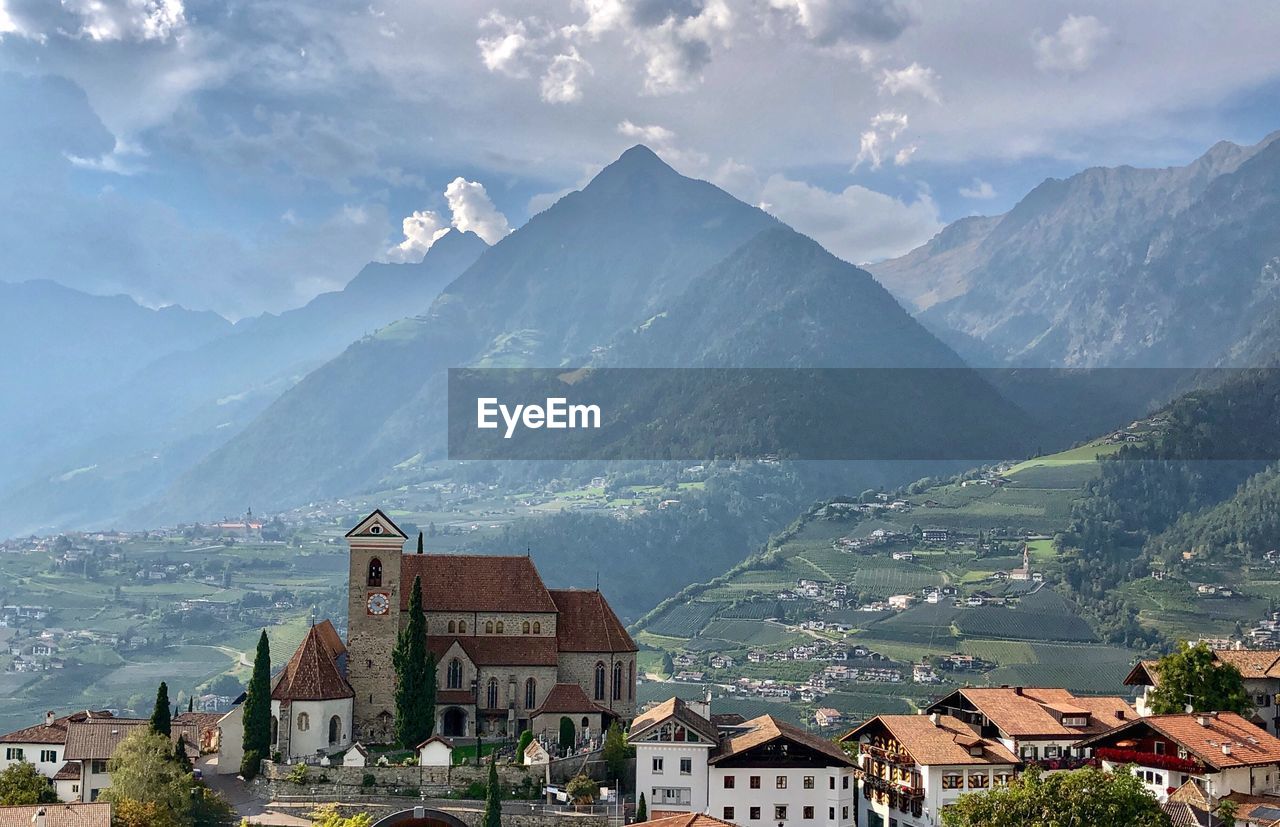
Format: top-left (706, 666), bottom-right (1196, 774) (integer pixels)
top-left (285, 763), bottom-right (310, 785)
top-left (361, 773), bottom-right (376, 788)
top-left (566, 774), bottom-right (599, 804)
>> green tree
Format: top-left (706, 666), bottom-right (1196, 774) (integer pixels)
top-left (103, 729), bottom-right (196, 817)
top-left (241, 629), bottom-right (272, 779)
top-left (517, 730), bottom-right (534, 759)
top-left (636, 792), bottom-right (647, 822)
top-left (151, 681), bottom-right (172, 736)
top-left (394, 575), bottom-right (436, 748)
top-left (941, 765), bottom-right (1170, 827)
top-left (660, 652), bottom-right (674, 677)
top-left (311, 804), bottom-right (375, 827)
top-left (602, 721), bottom-right (630, 788)
top-left (559, 716), bottom-right (576, 754)
top-left (0, 761), bottom-right (57, 805)
top-left (481, 758), bottom-right (502, 827)
top-left (566, 774), bottom-right (599, 804)
top-left (173, 734), bottom-right (193, 772)
top-left (1148, 642), bottom-right (1250, 715)
top-left (417, 531), bottom-right (424, 553)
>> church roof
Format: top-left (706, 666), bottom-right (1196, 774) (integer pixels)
top-left (532, 683), bottom-right (611, 717)
top-left (401, 554), bottom-right (558, 613)
top-left (551, 589), bottom-right (637, 653)
top-left (272, 621), bottom-right (354, 702)
top-left (428, 635), bottom-right (559, 667)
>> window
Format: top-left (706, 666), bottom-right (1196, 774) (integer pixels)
top-left (485, 621), bottom-right (494, 634)
top-left (1020, 745), bottom-right (1038, 760)
top-left (367, 558), bottom-right (382, 587)
top-left (803, 775), bottom-right (814, 789)
top-left (486, 677), bottom-right (499, 709)
top-left (594, 662), bottom-right (606, 700)
top-left (724, 808), bottom-right (735, 821)
top-left (841, 808), bottom-right (848, 821)
top-left (459, 620), bottom-right (466, 633)
top-left (1044, 745), bottom-right (1061, 758)
top-left (828, 808), bottom-right (835, 821)
top-left (653, 757), bottom-right (664, 774)
top-left (1154, 742), bottom-right (1165, 755)
top-left (774, 806), bottom-right (788, 821)
top-left (650, 788), bottom-right (691, 805)
top-left (448, 620), bottom-right (456, 633)
top-left (582, 716), bottom-right (589, 729)
top-left (942, 774), bottom-right (963, 790)
top-left (680, 758), bottom-right (692, 775)
top-left (4, 748), bottom-right (22, 761)
top-left (724, 775), bottom-right (735, 788)
top-left (525, 677), bottom-right (537, 709)
top-left (803, 807), bottom-right (814, 820)
top-left (776, 775), bottom-right (787, 789)
top-left (496, 621), bottom-right (504, 634)
top-left (71, 785), bottom-right (79, 794)
top-left (750, 775), bottom-right (761, 789)
top-left (968, 772), bottom-right (989, 789)
top-left (328, 715), bottom-right (341, 745)
top-left (40, 749), bottom-right (56, 763)
top-left (749, 808), bottom-right (761, 821)
top-left (297, 712), bottom-right (310, 731)
top-left (994, 773), bottom-right (1014, 787)
top-left (523, 621), bottom-right (531, 634)
top-left (842, 776), bottom-right (849, 789)
top-left (91, 759), bottom-right (108, 774)
top-left (828, 777), bottom-right (835, 790)
top-left (613, 661), bottom-right (624, 700)
top-left (447, 658), bottom-right (463, 689)
top-left (533, 621), bottom-right (541, 634)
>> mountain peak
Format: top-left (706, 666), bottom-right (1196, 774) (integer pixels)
top-left (585, 144), bottom-right (681, 190)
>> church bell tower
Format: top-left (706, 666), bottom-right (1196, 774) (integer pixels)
top-left (345, 509), bottom-right (405, 743)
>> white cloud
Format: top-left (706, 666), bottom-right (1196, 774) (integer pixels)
top-left (477, 12), bottom-right (532, 76)
top-left (61, 0), bottom-right (186, 42)
top-left (958, 178), bottom-right (997, 199)
top-left (768, 0), bottom-right (913, 46)
top-left (386, 210), bottom-right (450, 263)
top-left (617, 119), bottom-right (677, 146)
top-left (854, 111), bottom-right (909, 170)
top-left (893, 144), bottom-right (917, 166)
top-left (758, 174), bottom-right (943, 263)
top-left (0, 1), bottom-right (20, 36)
top-left (541, 48), bottom-right (591, 102)
top-left (879, 62), bottom-right (939, 102)
top-left (1034, 14), bottom-right (1109, 73)
top-left (444, 177), bottom-right (511, 244)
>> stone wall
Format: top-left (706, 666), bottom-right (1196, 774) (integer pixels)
top-left (279, 800), bottom-right (609, 827)
top-left (259, 760), bottom-right (543, 801)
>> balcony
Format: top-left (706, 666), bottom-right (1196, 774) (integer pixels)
top-left (861, 773), bottom-right (924, 799)
top-left (1026, 755), bottom-right (1099, 772)
top-left (859, 744), bottom-right (915, 767)
top-left (1095, 747), bottom-right (1205, 775)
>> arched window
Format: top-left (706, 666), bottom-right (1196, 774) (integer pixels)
top-left (367, 558), bottom-right (382, 587)
top-left (486, 677), bottom-right (499, 709)
top-left (458, 620), bottom-right (466, 633)
top-left (594, 662), bottom-right (606, 700)
top-left (297, 712), bottom-right (310, 732)
top-left (525, 677), bottom-right (537, 709)
top-left (581, 716), bottom-right (590, 730)
top-left (533, 621), bottom-right (541, 634)
top-left (628, 661), bottom-right (634, 699)
top-left (447, 658), bottom-right (463, 689)
top-left (613, 661), bottom-right (623, 700)
top-left (485, 621), bottom-right (494, 634)
top-left (448, 620), bottom-right (456, 633)
top-left (522, 621), bottom-right (530, 634)
top-left (328, 715), bottom-right (341, 745)
top-left (496, 621), bottom-right (504, 634)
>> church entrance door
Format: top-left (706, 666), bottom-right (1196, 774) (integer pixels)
top-left (442, 707), bottom-right (467, 737)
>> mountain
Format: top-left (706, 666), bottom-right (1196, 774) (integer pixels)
top-left (871, 132), bottom-right (1280, 368)
top-left (0, 231), bottom-right (485, 536)
top-left (144, 146), bottom-right (979, 522)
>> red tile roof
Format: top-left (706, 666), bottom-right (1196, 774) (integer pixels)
top-left (428, 635), bottom-right (560, 667)
top-left (712, 714), bottom-right (853, 766)
top-left (929, 687), bottom-right (1135, 738)
top-left (400, 554), bottom-right (558, 612)
top-left (64, 720), bottom-right (199, 761)
top-left (0, 804), bottom-right (111, 827)
top-left (532, 683), bottom-right (611, 717)
top-left (272, 622), bottom-right (354, 702)
top-left (1080, 712), bottom-right (1280, 771)
top-left (637, 815), bottom-right (738, 827)
top-left (0, 711), bottom-right (113, 745)
top-left (841, 715), bottom-right (1019, 767)
top-left (551, 589), bottom-right (637, 652)
top-left (629, 697), bottom-right (718, 743)
top-left (53, 762), bottom-right (80, 781)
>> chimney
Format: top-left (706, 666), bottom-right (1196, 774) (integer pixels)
top-left (1222, 744), bottom-right (1233, 756)
top-left (1014, 687), bottom-right (1023, 696)
top-left (34, 806), bottom-right (47, 827)
top-left (1115, 710), bottom-right (1126, 721)
top-left (930, 713), bottom-right (941, 727)
top-left (1197, 715), bottom-right (1210, 727)
top-left (44, 711), bottom-right (54, 727)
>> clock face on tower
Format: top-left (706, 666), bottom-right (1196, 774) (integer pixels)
top-left (366, 592), bottom-right (390, 616)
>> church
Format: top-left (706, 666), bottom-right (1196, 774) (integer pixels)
top-left (342, 509), bottom-right (638, 746)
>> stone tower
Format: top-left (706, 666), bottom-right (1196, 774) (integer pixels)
top-left (345, 509), bottom-right (405, 743)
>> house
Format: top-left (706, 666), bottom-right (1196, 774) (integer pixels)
top-left (815, 709), bottom-right (843, 728)
top-left (0, 803), bottom-right (112, 827)
top-left (0, 710), bottom-right (114, 797)
top-left (913, 663), bottom-right (939, 684)
top-left (892, 551), bottom-right (914, 561)
top-left (841, 713), bottom-right (1018, 827)
top-left (888, 595), bottom-right (914, 611)
top-left (523, 739), bottom-right (551, 766)
top-left (416, 735), bottom-right (454, 767)
top-left (922, 528), bottom-right (948, 543)
top-left (629, 697), bottom-right (857, 826)
top-left (1077, 712), bottom-right (1280, 803)
top-left (342, 743), bottom-right (369, 767)
top-left (925, 686), bottom-right (1135, 769)
top-left (63, 719), bottom-right (198, 802)
top-left (1125, 650), bottom-right (1280, 735)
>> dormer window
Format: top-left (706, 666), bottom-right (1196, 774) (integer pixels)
top-left (367, 558), bottom-right (382, 587)
top-left (369, 525), bottom-right (382, 535)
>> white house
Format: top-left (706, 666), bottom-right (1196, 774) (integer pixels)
top-left (630, 697), bottom-right (858, 826)
top-left (416, 735), bottom-right (454, 767)
top-left (1126, 650), bottom-right (1280, 735)
top-left (342, 743), bottom-right (370, 767)
top-left (842, 713), bottom-right (1018, 827)
top-left (0, 710), bottom-right (114, 797)
top-left (1077, 712), bottom-right (1280, 803)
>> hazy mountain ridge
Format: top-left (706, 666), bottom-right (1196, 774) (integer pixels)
top-left (872, 131), bottom-right (1280, 368)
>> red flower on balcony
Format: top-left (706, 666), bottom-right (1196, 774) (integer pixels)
top-left (1095, 747), bottom-right (1205, 774)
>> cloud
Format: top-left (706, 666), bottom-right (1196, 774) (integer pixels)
top-left (879, 62), bottom-right (940, 102)
top-left (444, 177), bottom-right (511, 244)
top-left (958, 178), bottom-right (997, 199)
top-left (15, 0), bottom-right (188, 42)
top-left (758, 174), bottom-right (943, 263)
top-left (768, 0), bottom-right (913, 46)
top-left (1033, 14), bottom-right (1108, 73)
top-left (477, 12), bottom-right (532, 76)
top-left (386, 210), bottom-right (450, 263)
top-left (617, 119), bottom-right (677, 146)
top-left (853, 111), bottom-right (910, 170)
top-left (541, 47), bottom-right (591, 102)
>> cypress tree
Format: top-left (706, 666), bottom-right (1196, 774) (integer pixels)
top-left (481, 757), bottom-right (502, 827)
top-left (417, 531), bottom-right (424, 554)
top-left (241, 630), bottom-right (271, 778)
top-left (636, 792), bottom-right (647, 822)
top-left (173, 734), bottom-right (193, 772)
top-left (187, 697), bottom-right (193, 713)
top-left (150, 682), bottom-right (172, 736)
top-left (394, 575), bottom-right (431, 748)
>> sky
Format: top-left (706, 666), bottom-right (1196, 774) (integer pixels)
top-left (2, 0), bottom-right (1279, 319)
